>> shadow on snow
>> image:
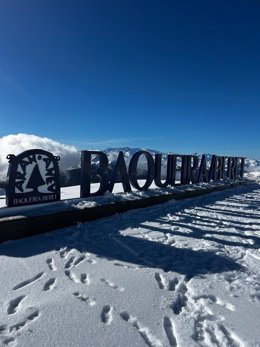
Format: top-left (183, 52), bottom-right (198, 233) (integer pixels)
top-left (1, 183), bottom-right (259, 278)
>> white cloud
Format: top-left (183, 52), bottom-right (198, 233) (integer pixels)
top-left (0, 134), bottom-right (80, 181)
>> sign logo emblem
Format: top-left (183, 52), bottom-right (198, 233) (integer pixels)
top-left (6, 149), bottom-right (60, 207)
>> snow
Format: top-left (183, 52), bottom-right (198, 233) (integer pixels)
top-left (0, 179), bottom-right (247, 217)
top-left (0, 177), bottom-right (260, 346)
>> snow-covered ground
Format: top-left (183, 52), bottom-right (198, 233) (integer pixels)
top-left (0, 174), bottom-right (260, 347)
top-left (0, 171), bottom-right (258, 210)
top-left (0, 181), bottom-right (155, 209)
top-left (0, 181), bottom-right (168, 210)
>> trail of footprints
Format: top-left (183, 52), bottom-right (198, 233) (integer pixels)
top-left (186, 272), bottom-right (243, 345)
top-left (1, 267), bottom-right (48, 344)
top-left (191, 294), bottom-right (243, 347)
top-left (62, 251), bottom-right (98, 287)
top-left (155, 272), bottom-right (189, 315)
top-left (1, 270), bottom-right (44, 344)
top-left (70, 267), bottom-right (181, 347)
top-left (9, 308), bottom-right (40, 334)
top-left (120, 311), bottom-right (158, 347)
top-left (0, 248), bottom-right (101, 346)
top-left (1, 292), bottom-right (40, 346)
top-left (192, 309), bottom-right (243, 347)
top-left (153, 272), bottom-right (188, 346)
top-left (1, 244), bottom-right (244, 347)
top-left (1, 276), bottom-right (41, 345)
top-left (99, 305), bottom-right (174, 347)
top-left (2, 251), bottom-right (179, 347)
top-left (153, 272), bottom-right (242, 347)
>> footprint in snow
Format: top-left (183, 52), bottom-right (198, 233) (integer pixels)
top-left (100, 278), bottom-right (125, 292)
top-left (7, 296), bottom-right (26, 315)
top-left (12, 272), bottom-right (45, 290)
top-left (163, 316), bottom-right (177, 347)
top-left (46, 258), bottom-right (57, 271)
top-left (64, 255), bottom-right (87, 270)
top-left (120, 311), bottom-right (163, 347)
top-left (192, 314), bottom-right (244, 347)
top-left (80, 274), bottom-right (90, 285)
top-left (65, 270), bottom-right (90, 284)
top-left (73, 292), bottom-right (96, 306)
top-left (154, 273), bottom-right (179, 291)
top-left (2, 336), bottom-right (17, 346)
top-left (170, 281), bottom-right (189, 315)
top-left (193, 294), bottom-right (235, 311)
top-left (101, 305), bottom-right (113, 325)
top-left (43, 278), bottom-right (57, 291)
top-left (9, 308), bottom-right (40, 334)
top-left (0, 307), bottom-right (40, 346)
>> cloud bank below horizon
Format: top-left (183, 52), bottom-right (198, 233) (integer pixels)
top-left (0, 134), bottom-right (80, 180)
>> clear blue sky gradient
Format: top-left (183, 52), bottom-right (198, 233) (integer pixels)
top-left (0, 0), bottom-right (260, 158)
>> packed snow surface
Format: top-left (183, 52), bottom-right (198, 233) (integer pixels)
top-left (0, 180), bottom-right (260, 346)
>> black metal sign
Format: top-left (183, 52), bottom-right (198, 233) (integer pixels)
top-left (6, 149), bottom-right (60, 207)
top-left (80, 151), bottom-right (245, 197)
top-left (4, 148), bottom-right (245, 208)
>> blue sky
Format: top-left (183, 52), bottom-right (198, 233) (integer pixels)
top-left (0, 0), bottom-right (260, 158)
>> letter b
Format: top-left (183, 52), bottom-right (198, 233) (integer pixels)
top-left (80, 151), bottom-right (109, 197)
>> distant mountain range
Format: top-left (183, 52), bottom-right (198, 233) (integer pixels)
top-left (62, 147), bottom-right (260, 187)
top-left (244, 158), bottom-right (260, 171)
top-left (1, 134), bottom-right (259, 191)
top-left (0, 144), bottom-right (259, 190)
top-left (68, 147), bottom-right (260, 171)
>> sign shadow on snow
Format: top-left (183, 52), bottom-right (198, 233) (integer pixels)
top-left (1, 183), bottom-right (259, 277)
top-left (0, 230), bottom-right (242, 277)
